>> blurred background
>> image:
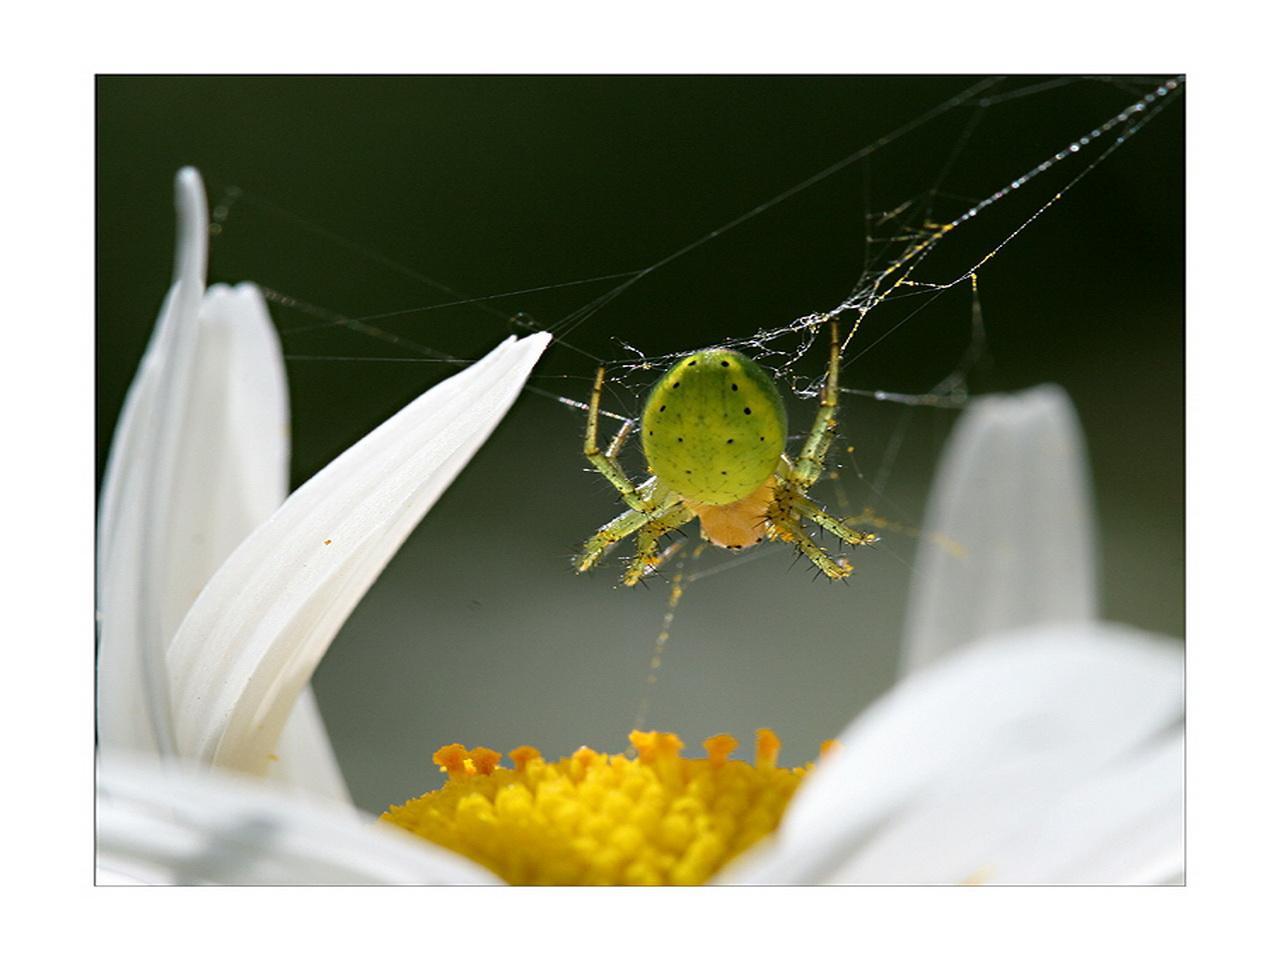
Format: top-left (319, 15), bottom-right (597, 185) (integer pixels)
top-left (97, 76), bottom-right (1184, 813)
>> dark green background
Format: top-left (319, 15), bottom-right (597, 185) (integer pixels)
top-left (97, 77), bottom-right (1184, 813)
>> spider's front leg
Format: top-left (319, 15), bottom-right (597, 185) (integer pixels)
top-left (575, 505), bottom-right (652, 574)
top-left (767, 482), bottom-right (856, 581)
top-left (793, 497), bottom-right (880, 549)
top-left (583, 366), bottom-right (650, 513)
top-left (766, 478), bottom-right (877, 580)
top-left (575, 490), bottom-right (686, 578)
top-left (792, 320), bottom-right (842, 491)
top-left (622, 505), bottom-right (695, 587)
top-left (769, 509), bottom-right (854, 581)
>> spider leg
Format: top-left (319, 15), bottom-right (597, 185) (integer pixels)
top-left (792, 497), bottom-right (880, 549)
top-left (792, 321), bottom-right (842, 491)
top-left (575, 495), bottom-right (684, 575)
top-left (583, 366), bottom-right (650, 513)
top-left (623, 505), bottom-right (695, 586)
top-left (576, 507), bottom-right (651, 573)
top-left (772, 513), bottom-right (853, 581)
top-left (768, 457), bottom-right (865, 581)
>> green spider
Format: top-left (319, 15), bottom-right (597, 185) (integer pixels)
top-left (574, 322), bottom-right (878, 586)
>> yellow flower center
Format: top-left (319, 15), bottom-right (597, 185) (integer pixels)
top-left (382, 728), bottom-right (834, 885)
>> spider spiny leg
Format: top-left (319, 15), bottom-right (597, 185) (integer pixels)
top-left (793, 497), bottom-right (880, 548)
top-left (764, 480), bottom-right (855, 580)
top-left (622, 506), bottom-right (694, 586)
top-left (792, 321), bottom-right (842, 491)
top-left (575, 507), bottom-right (652, 573)
top-left (583, 366), bottom-right (649, 513)
top-left (777, 516), bottom-right (854, 581)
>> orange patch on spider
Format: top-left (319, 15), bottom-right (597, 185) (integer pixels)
top-left (688, 476), bottom-right (776, 550)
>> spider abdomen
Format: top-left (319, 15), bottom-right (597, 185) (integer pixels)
top-left (641, 349), bottom-right (787, 505)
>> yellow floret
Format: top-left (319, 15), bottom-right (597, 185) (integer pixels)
top-left (382, 729), bottom-right (819, 885)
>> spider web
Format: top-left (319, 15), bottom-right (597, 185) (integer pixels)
top-left (246, 76), bottom-right (1181, 418)
top-left (553, 76), bottom-right (1181, 402)
top-left (229, 74), bottom-right (1183, 571)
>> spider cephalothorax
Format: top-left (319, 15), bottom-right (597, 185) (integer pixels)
top-left (574, 323), bottom-right (877, 585)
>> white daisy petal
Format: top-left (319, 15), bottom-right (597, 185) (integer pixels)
top-left (999, 732), bottom-right (1184, 884)
top-left (265, 686), bottom-right (351, 804)
top-left (97, 167), bottom-right (211, 756)
top-left (160, 280), bottom-right (349, 800)
top-left (722, 622), bottom-right (1182, 883)
top-left (96, 170), bottom-right (345, 797)
top-left (168, 331), bottom-right (551, 775)
top-left (818, 732), bottom-right (1183, 884)
top-left (96, 754), bottom-right (496, 884)
top-left (161, 281), bottom-right (289, 642)
top-left (901, 385), bottom-right (1098, 676)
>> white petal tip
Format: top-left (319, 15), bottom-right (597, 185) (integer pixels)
top-left (202, 282), bottom-right (266, 309)
top-left (172, 168), bottom-right (208, 288)
top-left (966, 383), bottom-right (1074, 433)
top-left (903, 382), bottom-right (1096, 673)
top-left (174, 167), bottom-right (206, 226)
top-left (175, 165), bottom-right (202, 190)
